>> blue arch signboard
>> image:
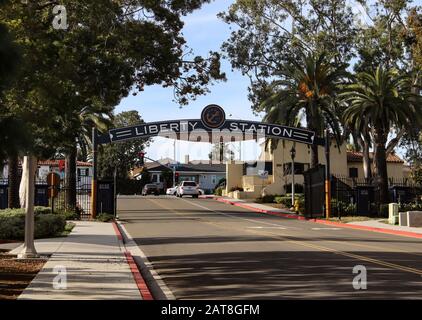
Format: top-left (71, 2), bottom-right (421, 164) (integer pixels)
top-left (97, 104), bottom-right (322, 146)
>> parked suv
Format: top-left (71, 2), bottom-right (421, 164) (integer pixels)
top-left (142, 184), bottom-right (160, 196)
top-left (176, 181), bottom-right (199, 198)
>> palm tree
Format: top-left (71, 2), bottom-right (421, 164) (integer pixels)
top-left (63, 104), bottom-right (113, 211)
top-left (341, 66), bottom-right (422, 203)
top-left (261, 52), bottom-right (347, 168)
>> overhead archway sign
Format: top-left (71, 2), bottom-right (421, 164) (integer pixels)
top-left (98, 104), bottom-right (320, 146)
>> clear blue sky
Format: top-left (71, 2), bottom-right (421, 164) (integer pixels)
top-left (116, 0), bottom-right (263, 162)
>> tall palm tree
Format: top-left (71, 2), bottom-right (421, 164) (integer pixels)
top-left (341, 66), bottom-right (422, 203)
top-left (261, 52), bottom-right (347, 168)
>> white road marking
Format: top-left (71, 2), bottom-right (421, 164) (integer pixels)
top-left (311, 228), bottom-right (342, 231)
top-left (247, 226), bottom-right (287, 230)
top-left (178, 197), bottom-right (301, 230)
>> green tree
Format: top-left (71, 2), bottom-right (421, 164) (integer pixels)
top-left (220, 0), bottom-right (356, 113)
top-left (98, 111), bottom-right (150, 180)
top-left (0, 19), bottom-right (26, 208)
top-left (1, 0), bottom-right (225, 209)
top-left (341, 66), bottom-right (422, 203)
top-left (261, 52), bottom-right (347, 168)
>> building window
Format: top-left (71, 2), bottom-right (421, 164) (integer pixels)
top-left (283, 163), bottom-right (307, 176)
top-left (349, 168), bottom-right (358, 178)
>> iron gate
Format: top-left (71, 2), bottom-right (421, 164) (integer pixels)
top-left (97, 180), bottom-right (115, 216)
top-left (0, 182), bottom-right (7, 210)
top-left (303, 165), bottom-right (325, 218)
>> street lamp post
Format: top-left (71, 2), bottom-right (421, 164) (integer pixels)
top-left (290, 145), bottom-right (296, 208)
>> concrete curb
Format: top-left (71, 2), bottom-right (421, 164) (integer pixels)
top-left (216, 198), bottom-right (422, 239)
top-left (124, 251), bottom-right (153, 300)
top-left (112, 222), bottom-right (154, 300)
top-left (115, 221), bottom-right (176, 300)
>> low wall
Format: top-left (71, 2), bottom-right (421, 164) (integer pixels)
top-left (399, 211), bottom-right (422, 227)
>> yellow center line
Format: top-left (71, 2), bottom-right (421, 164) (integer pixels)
top-left (197, 198), bottom-right (422, 258)
top-left (148, 198), bottom-right (422, 276)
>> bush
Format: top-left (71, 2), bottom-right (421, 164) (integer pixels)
top-left (0, 209), bottom-right (66, 240)
top-left (275, 196), bottom-right (293, 207)
top-left (255, 195), bottom-right (277, 203)
top-left (399, 202), bottom-right (422, 212)
top-left (96, 213), bottom-right (115, 222)
top-left (214, 186), bottom-right (224, 196)
top-left (0, 212), bottom-right (25, 240)
top-left (344, 203), bottom-right (357, 216)
top-left (55, 209), bottom-right (80, 221)
top-left (229, 186), bottom-right (244, 192)
top-left (34, 206), bottom-right (52, 215)
top-left (35, 214), bottom-right (66, 239)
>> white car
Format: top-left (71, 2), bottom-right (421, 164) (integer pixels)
top-left (166, 186), bottom-right (178, 196)
top-left (176, 181), bottom-right (200, 198)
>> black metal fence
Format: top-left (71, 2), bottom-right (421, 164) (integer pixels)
top-left (0, 176), bottom-right (93, 219)
top-left (331, 175), bottom-right (422, 217)
top-left (303, 165), bottom-right (326, 218)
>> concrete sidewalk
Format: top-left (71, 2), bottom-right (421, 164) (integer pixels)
top-left (11, 221), bottom-right (141, 300)
top-left (347, 219), bottom-right (422, 234)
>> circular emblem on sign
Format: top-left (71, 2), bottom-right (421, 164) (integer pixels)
top-left (201, 104), bottom-right (226, 129)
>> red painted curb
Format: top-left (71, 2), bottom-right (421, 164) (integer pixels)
top-left (216, 198), bottom-right (422, 239)
top-left (112, 222), bottom-right (154, 300)
top-left (124, 251), bottom-right (154, 300)
top-left (112, 221), bottom-right (123, 241)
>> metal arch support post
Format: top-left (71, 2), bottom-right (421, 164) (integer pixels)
top-left (325, 129), bottom-right (331, 220)
top-left (91, 127), bottom-right (98, 219)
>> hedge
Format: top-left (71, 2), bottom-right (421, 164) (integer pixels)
top-left (0, 207), bottom-right (67, 240)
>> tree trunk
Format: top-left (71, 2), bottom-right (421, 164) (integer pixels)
top-left (310, 143), bottom-right (319, 169)
top-left (357, 134), bottom-right (372, 181)
top-left (306, 110), bottom-right (319, 168)
top-left (7, 154), bottom-right (20, 208)
top-left (373, 129), bottom-right (389, 204)
top-left (65, 145), bottom-right (77, 211)
top-left (19, 156), bottom-right (37, 209)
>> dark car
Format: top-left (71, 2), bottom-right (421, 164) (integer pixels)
top-left (142, 184), bottom-right (160, 196)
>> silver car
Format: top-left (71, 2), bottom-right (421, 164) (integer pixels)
top-left (176, 181), bottom-right (199, 198)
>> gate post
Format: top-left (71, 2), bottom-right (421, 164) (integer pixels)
top-left (325, 129), bottom-right (331, 219)
top-left (91, 127), bottom-right (98, 219)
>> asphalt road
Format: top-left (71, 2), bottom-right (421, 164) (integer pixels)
top-left (117, 196), bottom-right (422, 300)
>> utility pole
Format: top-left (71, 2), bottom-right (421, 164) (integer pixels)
top-left (18, 155), bottom-right (39, 259)
top-left (113, 166), bottom-right (117, 219)
top-left (173, 140), bottom-right (177, 187)
top-left (91, 127), bottom-right (98, 219)
top-left (290, 145), bottom-right (296, 207)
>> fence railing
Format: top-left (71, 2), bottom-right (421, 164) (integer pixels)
top-left (0, 176), bottom-right (92, 218)
top-left (331, 175), bottom-right (422, 217)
